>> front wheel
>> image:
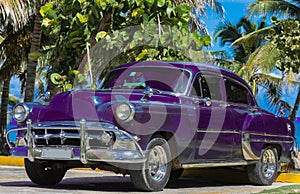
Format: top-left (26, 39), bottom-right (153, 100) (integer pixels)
top-left (25, 159), bottom-right (66, 185)
top-left (130, 136), bottom-right (172, 191)
top-left (247, 147), bottom-right (278, 185)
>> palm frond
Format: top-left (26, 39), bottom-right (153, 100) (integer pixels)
top-left (214, 22), bottom-right (240, 44)
top-left (246, 42), bottom-right (279, 73)
top-left (0, 0), bottom-right (32, 31)
top-left (232, 25), bottom-right (274, 46)
top-left (248, 0), bottom-right (300, 19)
top-left (293, 0), bottom-right (300, 7)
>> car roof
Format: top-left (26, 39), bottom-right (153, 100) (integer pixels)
top-left (114, 61), bottom-right (250, 89)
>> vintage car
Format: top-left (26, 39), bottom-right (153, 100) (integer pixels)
top-left (6, 61), bottom-right (298, 191)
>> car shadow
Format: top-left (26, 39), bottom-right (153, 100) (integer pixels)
top-left (0, 168), bottom-right (251, 192)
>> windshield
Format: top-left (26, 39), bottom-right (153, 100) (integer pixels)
top-left (100, 67), bottom-right (190, 94)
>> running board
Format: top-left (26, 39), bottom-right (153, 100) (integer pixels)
top-left (182, 161), bottom-right (249, 169)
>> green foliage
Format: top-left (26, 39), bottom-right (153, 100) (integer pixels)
top-left (267, 17), bottom-right (300, 75)
top-left (50, 70), bottom-right (88, 92)
top-left (28, 51), bottom-right (42, 61)
top-left (248, 0), bottom-right (300, 20)
top-left (40, 0), bottom-right (211, 82)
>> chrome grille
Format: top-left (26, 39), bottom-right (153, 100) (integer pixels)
top-left (32, 127), bottom-right (80, 146)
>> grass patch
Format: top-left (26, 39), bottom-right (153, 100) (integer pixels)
top-left (258, 185), bottom-right (300, 193)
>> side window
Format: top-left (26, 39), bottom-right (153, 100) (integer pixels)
top-left (202, 74), bottom-right (222, 100)
top-left (190, 75), bottom-right (211, 98)
top-left (224, 78), bottom-right (249, 105)
top-left (190, 75), bottom-right (202, 97)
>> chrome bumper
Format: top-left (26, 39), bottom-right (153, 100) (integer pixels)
top-left (292, 137), bottom-right (300, 169)
top-left (6, 119), bottom-right (146, 164)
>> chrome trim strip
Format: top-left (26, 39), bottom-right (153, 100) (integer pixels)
top-left (242, 133), bottom-right (259, 160)
top-left (32, 126), bottom-right (80, 130)
top-left (35, 133), bottom-right (80, 140)
top-left (80, 119), bottom-right (87, 164)
top-left (197, 129), bottom-right (241, 134)
top-left (249, 139), bottom-right (293, 144)
top-left (196, 130), bottom-right (294, 140)
top-left (246, 132), bottom-right (294, 139)
top-left (182, 161), bottom-right (249, 168)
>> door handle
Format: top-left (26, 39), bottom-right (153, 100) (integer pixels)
top-left (220, 103), bottom-right (229, 108)
top-left (193, 97), bottom-right (212, 107)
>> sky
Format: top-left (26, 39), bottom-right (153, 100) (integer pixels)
top-left (8, 0), bottom-right (300, 118)
top-left (204, 0), bottom-right (256, 51)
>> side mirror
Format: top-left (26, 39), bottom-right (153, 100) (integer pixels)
top-left (141, 86), bottom-right (154, 101)
top-left (144, 86), bottom-right (154, 97)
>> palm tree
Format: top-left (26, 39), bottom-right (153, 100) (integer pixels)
top-left (0, 0), bottom-right (33, 154)
top-left (1, 0), bottom-right (45, 102)
top-left (24, 0), bottom-right (44, 102)
top-left (0, 26), bottom-right (31, 154)
top-left (213, 16), bottom-right (298, 118)
top-left (248, 0), bottom-right (300, 19)
top-left (214, 17), bottom-right (267, 64)
top-left (244, 0), bottom-right (300, 120)
top-left (213, 17), bottom-right (270, 91)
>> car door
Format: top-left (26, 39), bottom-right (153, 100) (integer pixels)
top-left (223, 77), bottom-right (250, 160)
top-left (192, 73), bottom-right (235, 161)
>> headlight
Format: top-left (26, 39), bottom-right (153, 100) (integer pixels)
top-left (13, 104), bottom-right (29, 122)
top-left (115, 103), bottom-right (135, 122)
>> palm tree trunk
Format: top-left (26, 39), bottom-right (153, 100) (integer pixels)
top-left (24, 1), bottom-right (42, 102)
top-left (0, 77), bottom-right (11, 155)
top-left (289, 88), bottom-right (300, 121)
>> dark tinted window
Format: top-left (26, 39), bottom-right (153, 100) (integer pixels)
top-left (224, 79), bottom-right (248, 104)
top-left (203, 75), bottom-right (222, 100)
top-left (190, 74), bottom-right (221, 100)
top-left (190, 76), bottom-right (201, 97)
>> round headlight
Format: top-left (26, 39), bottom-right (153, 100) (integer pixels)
top-left (115, 103), bottom-right (135, 122)
top-left (13, 104), bottom-right (29, 122)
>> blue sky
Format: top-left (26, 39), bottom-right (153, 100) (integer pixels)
top-left (204, 0), bottom-right (256, 50)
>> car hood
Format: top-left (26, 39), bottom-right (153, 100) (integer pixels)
top-left (37, 89), bottom-right (181, 122)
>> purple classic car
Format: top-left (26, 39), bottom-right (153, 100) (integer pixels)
top-left (6, 61), bottom-right (298, 191)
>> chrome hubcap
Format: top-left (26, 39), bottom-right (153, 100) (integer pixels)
top-left (148, 145), bottom-right (167, 182)
top-left (262, 149), bottom-right (276, 178)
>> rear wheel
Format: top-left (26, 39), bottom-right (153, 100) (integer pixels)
top-left (25, 159), bottom-right (66, 185)
top-left (130, 136), bottom-right (172, 191)
top-left (247, 147), bottom-right (278, 185)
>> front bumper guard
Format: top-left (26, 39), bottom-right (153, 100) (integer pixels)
top-left (7, 119), bottom-right (146, 164)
